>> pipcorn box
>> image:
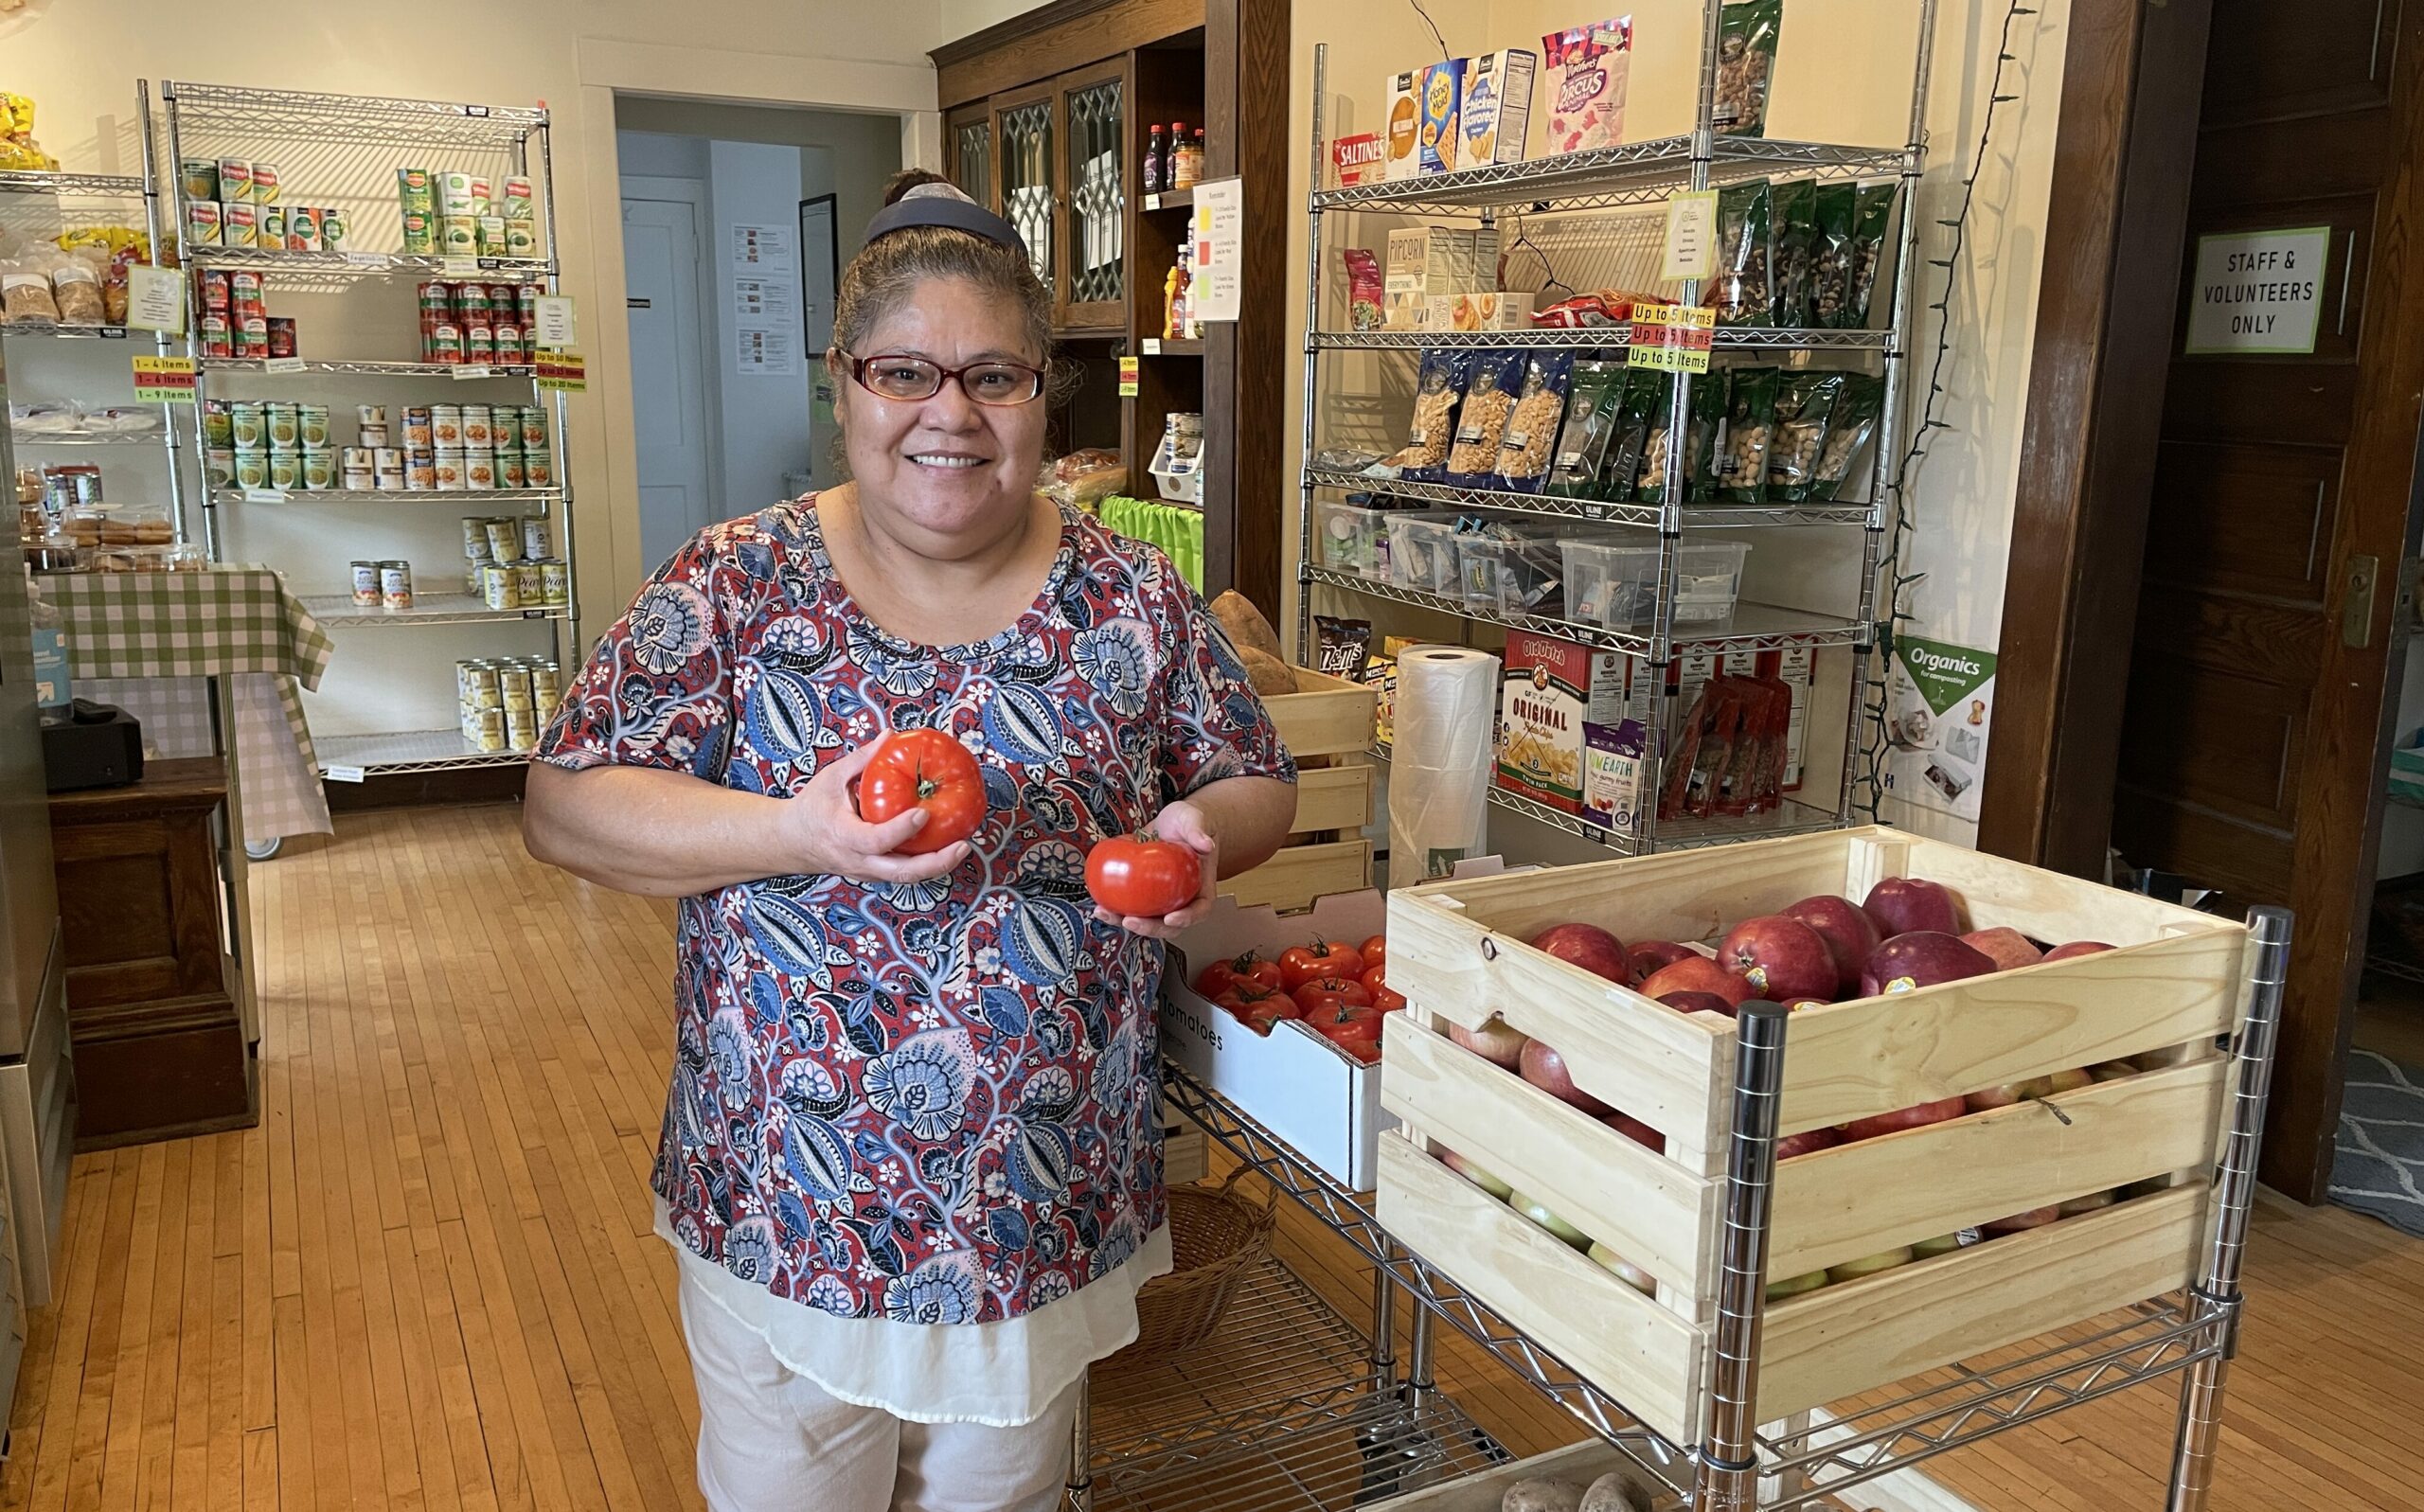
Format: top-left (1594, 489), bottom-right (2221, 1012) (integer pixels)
top-left (1462, 48), bottom-right (1538, 168)
top-left (1417, 59), bottom-right (1466, 174)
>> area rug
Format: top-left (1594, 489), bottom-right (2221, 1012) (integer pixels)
top-left (2330, 1049), bottom-right (2424, 1238)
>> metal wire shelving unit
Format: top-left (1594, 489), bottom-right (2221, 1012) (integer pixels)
top-left (0, 130), bottom-right (191, 543)
top-left (160, 80), bottom-right (576, 779)
top-left (1296, 5), bottom-right (1934, 859)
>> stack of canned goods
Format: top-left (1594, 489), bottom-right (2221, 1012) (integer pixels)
top-left (203, 399), bottom-right (335, 491)
top-left (348, 559), bottom-right (416, 611)
top-left (461, 514), bottom-right (570, 610)
top-left (419, 281), bottom-right (540, 365)
top-left (458, 655), bottom-right (561, 753)
top-left (179, 159), bottom-right (348, 255)
top-left (398, 169), bottom-right (541, 260)
top-left (429, 401), bottom-right (553, 491)
top-left (194, 269), bottom-right (268, 360)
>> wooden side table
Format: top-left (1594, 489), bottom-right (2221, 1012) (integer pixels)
top-left (46, 757), bottom-right (257, 1148)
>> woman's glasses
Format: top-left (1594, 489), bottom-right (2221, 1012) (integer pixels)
top-left (845, 352), bottom-right (1045, 406)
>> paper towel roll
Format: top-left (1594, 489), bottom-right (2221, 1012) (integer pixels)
top-left (1389, 646), bottom-right (1500, 882)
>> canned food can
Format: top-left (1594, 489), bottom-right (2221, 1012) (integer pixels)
top-left (200, 313), bottom-right (232, 359)
top-left (267, 450), bottom-right (301, 490)
top-left (434, 451), bottom-right (466, 492)
top-left (438, 171), bottom-right (481, 216)
top-left (454, 659), bottom-right (478, 703)
top-left (407, 454), bottom-right (437, 491)
top-left (481, 561), bottom-right (521, 610)
top-left (342, 446), bottom-right (374, 470)
top-left (205, 447), bottom-right (236, 489)
top-left (540, 558), bottom-right (570, 608)
top-left (373, 447), bottom-right (403, 473)
top-left (285, 205), bottom-right (321, 252)
top-left (462, 517), bottom-right (494, 559)
top-left (505, 706), bottom-right (538, 753)
top-left (357, 424), bottom-right (390, 449)
top-left (461, 405), bottom-right (492, 447)
top-left (491, 323), bottom-right (522, 363)
top-left (454, 283), bottom-right (490, 320)
top-left (530, 662), bottom-right (561, 708)
top-left (229, 403), bottom-right (265, 448)
top-left (373, 464), bottom-right (405, 492)
top-left (319, 205), bottom-right (348, 251)
top-left (498, 663), bottom-right (534, 708)
top-left (356, 405), bottom-right (387, 433)
top-left (202, 400), bottom-right (234, 447)
top-left (400, 211), bottom-right (434, 256)
top-left (258, 205), bottom-right (285, 245)
top-left (230, 271), bottom-right (265, 316)
top-left (477, 216), bottom-right (508, 258)
top-left (505, 222), bottom-right (539, 258)
top-left (298, 404), bottom-right (330, 447)
top-left (427, 324), bottom-right (461, 364)
top-left (460, 658), bottom-right (499, 702)
top-left (265, 316), bottom-right (297, 358)
top-left (186, 201), bottom-right (226, 247)
top-left (488, 284), bottom-right (519, 314)
top-left (342, 463), bottom-right (374, 492)
top-left (468, 177), bottom-right (495, 211)
top-left (265, 403), bottom-right (298, 447)
top-left (473, 706), bottom-right (507, 754)
top-left (234, 451), bottom-right (269, 489)
top-left (200, 270), bottom-right (230, 311)
top-left (181, 160), bottom-right (219, 202)
top-left (520, 516), bottom-right (552, 560)
top-left (513, 560), bottom-right (544, 605)
top-left (501, 177), bottom-right (535, 219)
top-left (396, 168), bottom-right (436, 216)
top-left (237, 315), bottom-right (269, 357)
top-left (250, 163), bottom-right (281, 205)
top-left (404, 407), bottom-right (435, 448)
top-left (517, 284), bottom-right (540, 324)
top-left (442, 217), bottom-right (480, 256)
top-left (222, 201), bottom-right (257, 248)
top-left (465, 326), bottom-right (494, 363)
top-left (497, 453), bottom-right (526, 489)
top-left (351, 561), bottom-right (381, 607)
top-left (302, 450), bottom-right (336, 490)
top-left (523, 454), bottom-right (553, 489)
top-left (380, 560), bottom-right (413, 610)
top-left (430, 405), bottom-right (462, 447)
top-left (466, 450), bottom-right (497, 490)
top-left (419, 281), bottom-right (454, 316)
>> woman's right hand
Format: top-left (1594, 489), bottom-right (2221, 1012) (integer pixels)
top-left (782, 738), bottom-right (973, 884)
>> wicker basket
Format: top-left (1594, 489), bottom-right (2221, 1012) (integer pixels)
top-left (1122, 1167), bottom-right (1278, 1360)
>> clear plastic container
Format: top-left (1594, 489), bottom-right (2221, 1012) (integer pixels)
top-left (1385, 512), bottom-right (1463, 596)
top-left (1314, 499), bottom-right (1391, 578)
top-left (1458, 527), bottom-right (1568, 616)
top-left (1560, 538), bottom-right (1751, 628)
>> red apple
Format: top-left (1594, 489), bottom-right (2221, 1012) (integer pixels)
top-left (1858, 932), bottom-right (1995, 998)
top-left (1658, 989), bottom-right (1740, 1018)
top-left (1965, 1076), bottom-right (2052, 1113)
top-left (1774, 1126), bottom-right (1841, 1160)
top-left (1863, 877), bottom-right (1964, 938)
top-left (1586, 1240), bottom-right (1657, 1293)
top-left (1519, 1038), bottom-right (1611, 1115)
top-left (1778, 996), bottom-right (1830, 1012)
top-left (1639, 956), bottom-right (1759, 1007)
top-left (1530, 921), bottom-right (1631, 984)
top-left (1719, 915), bottom-right (1840, 1005)
top-left (1627, 939), bottom-right (1701, 982)
top-left (1827, 1246), bottom-right (1916, 1282)
top-left (2044, 940), bottom-right (2115, 961)
top-left (1437, 1147), bottom-right (1513, 1201)
top-left (1983, 1207), bottom-right (2059, 1235)
top-left (1447, 1016), bottom-right (1530, 1070)
top-left (1783, 894), bottom-right (1883, 995)
top-left (1767, 1269), bottom-right (1829, 1301)
top-left (1839, 1096), bottom-right (1968, 1142)
top-left (1599, 1110), bottom-right (1665, 1154)
top-left (1961, 926), bottom-right (2044, 972)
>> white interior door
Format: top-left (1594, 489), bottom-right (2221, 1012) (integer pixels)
top-left (621, 188), bottom-right (714, 574)
top-left (799, 194), bottom-right (840, 491)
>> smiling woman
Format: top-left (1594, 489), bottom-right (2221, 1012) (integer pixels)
top-left (518, 169), bottom-right (1298, 1512)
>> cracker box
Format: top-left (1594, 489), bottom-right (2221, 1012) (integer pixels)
top-left (1542, 17), bottom-right (1633, 155)
top-left (1384, 70), bottom-right (1425, 182)
top-left (1333, 132), bottom-right (1385, 187)
top-left (1417, 59), bottom-right (1466, 175)
top-left (1498, 631), bottom-right (1637, 813)
top-left (1462, 48), bottom-right (1539, 168)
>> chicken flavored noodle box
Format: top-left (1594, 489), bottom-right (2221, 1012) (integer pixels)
top-left (1164, 858), bottom-right (1516, 1189)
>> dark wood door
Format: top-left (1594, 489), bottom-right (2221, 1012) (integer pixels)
top-left (2113, 0), bottom-right (2424, 1199)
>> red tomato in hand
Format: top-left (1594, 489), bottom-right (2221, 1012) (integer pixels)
top-left (1293, 975), bottom-right (1373, 1018)
top-left (1086, 835), bottom-right (1202, 918)
top-left (1360, 934), bottom-right (1387, 972)
top-left (857, 729), bottom-right (985, 856)
top-left (1278, 940), bottom-right (1366, 991)
top-left (1196, 952), bottom-right (1283, 1000)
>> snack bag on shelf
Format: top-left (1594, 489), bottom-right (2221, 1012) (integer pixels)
top-left (1713, 0), bottom-right (1782, 138)
top-left (1767, 371), bottom-right (1843, 503)
top-left (1445, 348), bottom-right (1524, 484)
top-left (1387, 348), bottom-right (1470, 481)
top-left (1541, 18), bottom-right (1633, 155)
top-left (1808, 373), bottom-right (1884, 502)
top-left (1684, 368), bottom-right (1731, 501)
top-left (1844, 182), bottom-right (1899, 329)
top-left (1809, 183), bottom-right (1859, 327)
top-left (1771, 178), bottom-right (1817, 328)
top-left (1713, 180), bottom-right (1774, 326)
top-left (1717, 365), bottom-right (1778, 505)
top-left (1545, 360), bottom-right (1627, 499)
top-left (0, 258), bottom-right (62, 326)
top-left (1494, 349), bottom-right (1574, 493)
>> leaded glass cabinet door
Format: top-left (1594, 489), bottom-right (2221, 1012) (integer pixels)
top-left (992, 88), bottom-right (1057, 297)
top-left (945, 101), bottom-right (993, 211)
top-left (1058, 62), bottom-right (1128, 333)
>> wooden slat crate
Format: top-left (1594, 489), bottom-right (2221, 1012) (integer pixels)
top-left (1217, 667), bottom-right (1380, 910)
top-left (1263, 666), bottom-right (1378, 760)
top-left (1375, 825), bottom-right (2244, 1445)
top-left (1287, 761), bottom-right (1374, 837)
top-left (1217, 838), bottom-right (1372, 912)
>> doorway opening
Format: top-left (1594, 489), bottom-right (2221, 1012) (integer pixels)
top-left (614, 96), bottom-right (902, 572)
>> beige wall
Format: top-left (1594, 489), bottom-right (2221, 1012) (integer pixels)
top-left (5, 0), bottom-right (944, 632)
top-left (939, 0), bottom-right (1058, 44)
top-left (1286, 0), bottom-right (2072, 849)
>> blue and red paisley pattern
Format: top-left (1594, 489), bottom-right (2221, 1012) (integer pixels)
top-left (536, 498), bottom-right (1292, 1325)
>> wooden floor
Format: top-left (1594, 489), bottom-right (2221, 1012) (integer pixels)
top-left (3, 803), bottom-right (2419, 1511)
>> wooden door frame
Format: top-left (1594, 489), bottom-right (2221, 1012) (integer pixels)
top-left (1982, 0), bottom-right (2424, 1200)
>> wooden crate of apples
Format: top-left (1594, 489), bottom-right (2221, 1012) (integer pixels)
top-left (1374, 825), bottom-right (2247, 1445)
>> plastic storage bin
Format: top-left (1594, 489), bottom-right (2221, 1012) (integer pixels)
top-left (1561, 538), bottom-right (1750, 628)
top-left (1386, 513), bottom-right (1464, 596)
top-left (1458, 528), bottom-right (1567, 617)
top-left (1314, 499), bottom-right (1391, 578)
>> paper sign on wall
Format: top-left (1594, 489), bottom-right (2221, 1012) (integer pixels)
top-left (1661, 190), bottom-right (1719, 282)
top-left (124, 263), bottom-right (187, 334)
top-left (531, 294), bottom-right (577, 347)
top-left (1189, 177), bottom-right (1243, 324)
top-left (2183, 226), bottom-right (2332, 355)
top-left (1881, 635), bottom-right (1997, 822)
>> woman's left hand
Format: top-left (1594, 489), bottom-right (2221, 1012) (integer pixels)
top-left (1094, 799), bottom-right (1217, 940)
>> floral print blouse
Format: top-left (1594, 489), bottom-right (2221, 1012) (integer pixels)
top-left (536, 498), bottom-right (1293, 1325)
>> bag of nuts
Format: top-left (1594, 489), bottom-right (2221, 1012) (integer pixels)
top-left (1766, 370), bottom-right (1843, 503)
top-left (1494, 349), bottom-right (1576, 493)
top-left (1718, 366), bottom-right (1779, 505)
top-left (1809, 373), bottom-right (1884, 501)
top-left (1446, 348), bottom-right (1526, 485)
top-left (1386, 348), bottom-right (1470, 481)
top-left (1845, 183), bottom-right (1899, 329)
top-left (1809, 183), bottom-right (1859, 328)
top-left (1712, 0), bottom-right (1783, 139)
top-left (1713, 180), bottom-right (1774, 327)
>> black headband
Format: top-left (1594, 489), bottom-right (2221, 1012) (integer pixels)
top-left (864, 192), bottom-right (1028, 258)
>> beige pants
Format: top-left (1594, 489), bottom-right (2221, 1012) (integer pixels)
top-left (678, 1266), bottom-right (1081, 1512)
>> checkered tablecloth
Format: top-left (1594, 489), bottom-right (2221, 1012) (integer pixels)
top-left (45, 568), bottom-right (335, 846)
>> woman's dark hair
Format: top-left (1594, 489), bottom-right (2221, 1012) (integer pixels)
top-left (832, 169), bottom-right (1054, 364)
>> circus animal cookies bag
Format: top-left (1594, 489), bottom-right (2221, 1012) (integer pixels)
top-left (1542, 18), bottom-right (1633, 155)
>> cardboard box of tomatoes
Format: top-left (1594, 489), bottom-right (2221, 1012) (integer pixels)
top-left (1163, 859), bottom-right (1512, 1190)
